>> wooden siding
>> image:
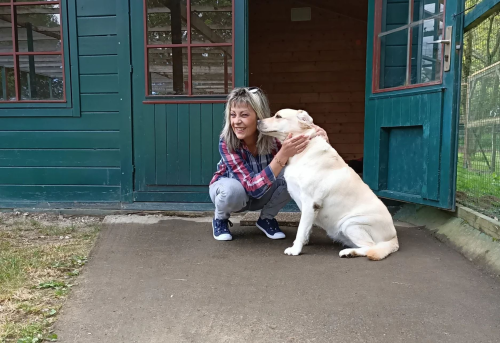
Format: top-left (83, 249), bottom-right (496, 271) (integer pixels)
top-left (0, 0), bottom-right (121, 203)
top-left (249, 0), bottom-right (368, 161)
top-left (364, 91), bottom-right (443, 202)
top-left (133, 103), bottom-right (223, 202)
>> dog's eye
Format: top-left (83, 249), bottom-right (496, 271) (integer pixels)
top-left (275, 115), bottom-right (282, 119)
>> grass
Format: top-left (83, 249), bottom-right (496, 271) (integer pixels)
top-left (457, 153), bottom-right (500, 218)
top-left (0, 214), bottom-right (100, 342)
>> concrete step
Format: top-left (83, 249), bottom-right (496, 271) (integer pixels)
top-left (240, 206), bottom-right (402, 227)
top-left (240, 211), bottom-right (301, 227)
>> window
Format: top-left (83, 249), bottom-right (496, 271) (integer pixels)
top-left (145, 0), bottom-right (233, 97)
top-left (374, 0), bottom-right (445, 92)
top-left (0, 0), bottom-right (65, 102)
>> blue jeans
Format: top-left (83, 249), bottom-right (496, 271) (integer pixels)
top-left (209, 171), bottom-right (291, 220)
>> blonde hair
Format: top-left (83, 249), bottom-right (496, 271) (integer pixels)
top-left (220, 87), bottom-right (276, 155)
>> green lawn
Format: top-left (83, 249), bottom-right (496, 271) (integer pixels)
top-left (456, 153), bottom-right (500, 217)
top-left (0, 214), bottom-right (100, 343)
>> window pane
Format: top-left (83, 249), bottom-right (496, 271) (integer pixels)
top-left (0, 56), bottom-right (16, 101)
top-left (16, 4), bottom-right (61, 52)
top-left (191, 46), bottom-right (232, 95)
top-left (378, 0), bottom-right (410, 89)
top-left (0, 6), bottom-right (13, 52)
top-left (381, 0), bottom-right (409, 33)
top-left (409, 19), bottom-right (443, 84)
top-left (19, 54), bottom-right (64, 100)
top-left (147, 0), bottom-right (187, 45)
top-left (379, 29), bottom-right (409, 89)
top-left (148, 47), bottom-right (188, 95)
top-left (409, 0), bottom-right (444, 84)
top-left (190, 0), bottom-right (232, 44)
top-left (418, 0), bottom-right (444, 20)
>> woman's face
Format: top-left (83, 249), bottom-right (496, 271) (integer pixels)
top-left (230, 102), bottom-right (258, 142)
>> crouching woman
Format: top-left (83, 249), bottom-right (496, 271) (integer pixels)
top-left (209, 87), bottom-right (327, 241)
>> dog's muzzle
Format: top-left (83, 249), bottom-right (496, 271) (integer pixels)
top-left (257, 120), bottom-right (266, 131)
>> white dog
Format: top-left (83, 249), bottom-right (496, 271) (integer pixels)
top-left (258, 109), bottom-right (399, 260)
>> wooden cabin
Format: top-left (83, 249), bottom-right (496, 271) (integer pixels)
top-left (0, 0), bottom-right (496, 212)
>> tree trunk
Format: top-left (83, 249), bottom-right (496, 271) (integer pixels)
top-left (463, 32), bottom-right (474, 168)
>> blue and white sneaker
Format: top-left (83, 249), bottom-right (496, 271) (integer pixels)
top-left (212, 218), bottom-right (233, 241)
top-left (256, 218), bottom-right (285, 239)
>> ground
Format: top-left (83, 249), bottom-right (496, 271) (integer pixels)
top-left (0, 212), bottom-right (101, 342)
top-left (51, 215), bottom-right (500, 343)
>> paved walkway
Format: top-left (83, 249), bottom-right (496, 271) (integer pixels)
top-left (55, 217), bottom-right (500, 343)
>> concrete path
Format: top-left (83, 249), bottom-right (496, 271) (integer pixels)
top-left (55, 217), bottom-right (500, 343)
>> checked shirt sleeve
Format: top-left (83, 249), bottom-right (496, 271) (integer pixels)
top-left (219, 140), bottom-right (276, 199)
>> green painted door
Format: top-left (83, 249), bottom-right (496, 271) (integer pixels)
top-left (130, 0), bottom-right (247, 203)
top-left (364, 0), bottom-right (464, 209)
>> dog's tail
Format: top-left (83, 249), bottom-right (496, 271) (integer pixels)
top-left (366, 236), bottom-right (399, 261)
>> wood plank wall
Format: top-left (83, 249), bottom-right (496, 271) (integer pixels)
top-left (249, 0), bottom-right (368, 160)
top-left (0, 0), bottom-right (122, 203)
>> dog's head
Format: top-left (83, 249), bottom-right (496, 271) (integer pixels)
top-left (257, 109), bottom-right (314, 141)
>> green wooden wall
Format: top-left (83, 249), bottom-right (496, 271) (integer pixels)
top-left (0, 0), bottom-right (123, 205)
top-left (133, 103), bottom-right (225, 203)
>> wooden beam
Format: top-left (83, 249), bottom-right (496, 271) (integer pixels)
top-left (466, 116), bottom-right (500, 129)
top-left (0, 16), bottom-right (60, 39)
top-left (148, 24), bottom-right (232, 31)
top-left (150, 73), bottom-right (228, 81)
top-left (464, 0), bottom-right (500, 32)
top-left (9, 7), bottom-right (59, 14)
top-left (150, 65), bottom-right (227, 73)
top-left (468, 60), bottom-right (500, 80)
top-left (148, 5), bottom-right (231, 13)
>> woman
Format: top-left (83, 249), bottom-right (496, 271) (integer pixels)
top-left (209, 87), bottom-right (329, 241)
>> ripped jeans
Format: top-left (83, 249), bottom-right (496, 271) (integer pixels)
top-left (209, 171), bottom-right (291, 220)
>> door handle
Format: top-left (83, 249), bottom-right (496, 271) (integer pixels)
top-left (426, 26), bottom-right (453, 71)
top-left (428, 39), bottom-right (451, 44)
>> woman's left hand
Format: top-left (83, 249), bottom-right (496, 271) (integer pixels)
top-left (311, 124), bottom-right (329, 143)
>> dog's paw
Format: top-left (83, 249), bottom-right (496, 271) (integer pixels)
top-left (284, 246), bottom-right (301, 256)
top-left (339, 249), bottom-right (357, 258)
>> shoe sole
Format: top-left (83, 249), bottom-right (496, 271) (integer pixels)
top-left (212, 221), bottom-right (232, 241)
top-left (256, 223), bottom-right (286, 240)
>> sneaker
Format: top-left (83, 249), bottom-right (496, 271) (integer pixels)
top-left (212, 218), bottom-right (233, 241)
top-left (256, 218), bottom-right (285, 239)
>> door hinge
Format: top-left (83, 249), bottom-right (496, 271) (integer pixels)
top-left (130, 65), bottom-right (133, 73)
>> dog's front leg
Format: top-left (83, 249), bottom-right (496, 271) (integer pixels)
top-left (285, 204), bottom-right (316, 256)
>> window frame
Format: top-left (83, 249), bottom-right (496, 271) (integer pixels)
top-left (0, 0), bottom-right (78, 115)
top-left (143, 0), bottom-right (235, 103)
top-left (372, 0), bottom-right (446, 94)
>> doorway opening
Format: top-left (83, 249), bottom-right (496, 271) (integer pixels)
top-left (248, 0), bottom-right (368, 175)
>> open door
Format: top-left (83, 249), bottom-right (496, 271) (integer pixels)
top-left (364, 0), bottom-right (464, 209)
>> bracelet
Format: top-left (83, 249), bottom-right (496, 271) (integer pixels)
top-left (275, 157), bottom-right (286, 167)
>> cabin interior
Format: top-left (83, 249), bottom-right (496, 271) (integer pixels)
top-left (248, 0), bottom-right (369, 173)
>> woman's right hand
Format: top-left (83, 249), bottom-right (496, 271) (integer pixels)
top-left (278, 133), bottom-right (309, 159)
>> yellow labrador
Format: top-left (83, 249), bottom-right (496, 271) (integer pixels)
top-left (258, 109), bottom-right (399, 260)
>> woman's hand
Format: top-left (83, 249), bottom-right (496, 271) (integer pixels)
top-left (311, 124), bottom-right (329, 142)
top-left (278, 133), bottom-right (309, 160)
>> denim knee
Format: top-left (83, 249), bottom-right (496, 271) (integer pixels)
top-left (210, 178), bottom-right (249, 214)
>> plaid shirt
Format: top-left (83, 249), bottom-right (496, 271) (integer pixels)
top-left (210, 138), bottom-right (282, 199)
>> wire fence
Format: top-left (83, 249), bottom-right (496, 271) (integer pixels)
top-left (457, 0), bottom-right (500, 218)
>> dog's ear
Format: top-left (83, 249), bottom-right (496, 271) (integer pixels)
top-left (297, 110), bottom-right (313, 124)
